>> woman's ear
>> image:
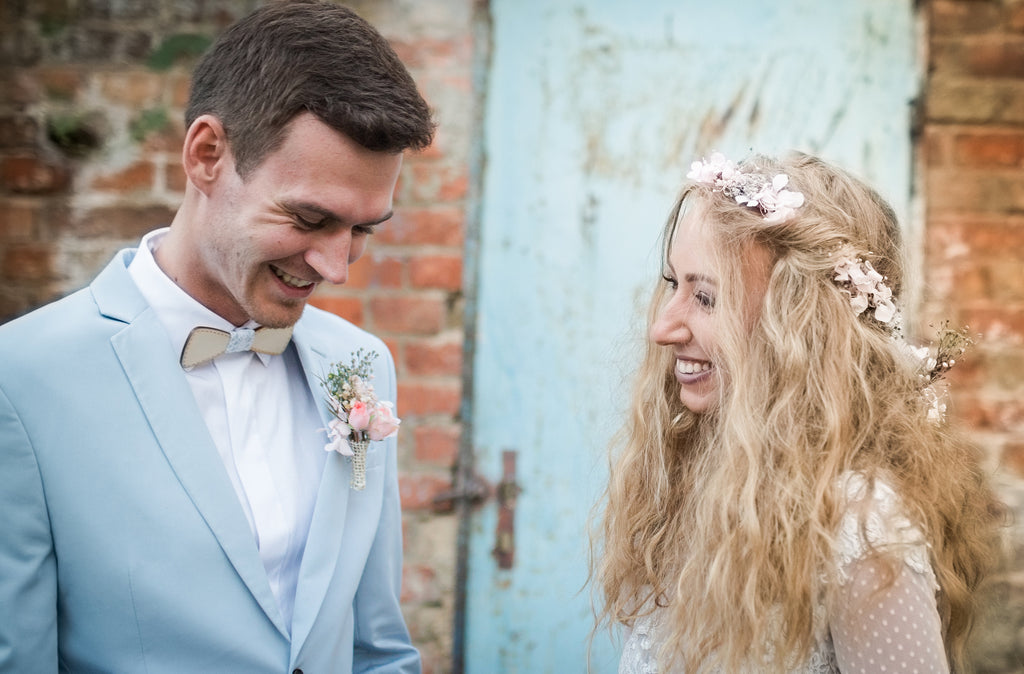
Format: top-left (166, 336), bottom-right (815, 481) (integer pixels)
top-left (181, 114), bottom-right (232, 193)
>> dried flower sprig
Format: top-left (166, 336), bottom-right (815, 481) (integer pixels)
top-left (927, 322), bottom-right (973, 384)
top-left (900, 322), bottom-right (974, 423)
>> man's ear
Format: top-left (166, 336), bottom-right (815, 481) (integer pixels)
top-left (182, 114), bottom-right (233, 193)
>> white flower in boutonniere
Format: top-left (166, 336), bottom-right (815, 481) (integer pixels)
top-left (321, 348), bottom-right (401, 490)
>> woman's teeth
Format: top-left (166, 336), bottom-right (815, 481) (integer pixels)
top-left (273, 267), bottom-right (313, 289)
top-left (676, 360), bottom-right (711, 375)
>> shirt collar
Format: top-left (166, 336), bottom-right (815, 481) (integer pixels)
top-left (127, 227), bottom-right (272, 367)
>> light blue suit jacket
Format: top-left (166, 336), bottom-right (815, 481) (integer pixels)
top-left (0, 249), bottom-right (420, 673)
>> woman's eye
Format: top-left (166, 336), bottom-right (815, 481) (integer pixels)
top-left (662, 274), bottom-right (678, 291)
top-left (695, 291), bottom-right (716, 309)
top-left (353, 224), bottom-right (377, 236)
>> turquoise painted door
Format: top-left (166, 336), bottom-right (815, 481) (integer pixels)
top-left (467, 1), bottom-right (918, 671)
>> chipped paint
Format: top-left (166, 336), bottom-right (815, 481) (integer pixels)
top-left (464, 1), bottom-right (918, 671)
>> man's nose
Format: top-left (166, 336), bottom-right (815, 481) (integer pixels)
top-left (305, 230), bottom-right (353, 285)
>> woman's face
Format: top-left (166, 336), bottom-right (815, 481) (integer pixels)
top-left (649, 202), bottom-right (772, 414)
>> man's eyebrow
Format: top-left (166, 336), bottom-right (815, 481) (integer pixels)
top-left (284, 201), bottom-right (394, 227)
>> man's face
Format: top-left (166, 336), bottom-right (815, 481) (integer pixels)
top-left (182, 112), bottom-right (403, 327)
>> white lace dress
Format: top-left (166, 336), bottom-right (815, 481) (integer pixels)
top-left (619, 474), bottom-right (949, 673)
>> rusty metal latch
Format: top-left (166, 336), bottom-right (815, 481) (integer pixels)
top-left (492, 449), bottom-right (520, 569)
top-left (432, 448), bottom-right (521, 569)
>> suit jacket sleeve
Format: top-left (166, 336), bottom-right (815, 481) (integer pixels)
top-left (0, 384), bottom-right (58, 673)
top-left (351, 347), bottom-right (421, 673)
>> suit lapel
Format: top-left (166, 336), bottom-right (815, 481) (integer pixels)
top-left (92, 254), bottom-right (289, 639)
top-left (289, 322), bottom-right (353, 652)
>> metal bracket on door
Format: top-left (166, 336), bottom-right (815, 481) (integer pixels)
top-left (431, 472), bottom-right (491, 512)
top-left (431, 448), bottom-right (521, 569)
top-left (492, 449), bottom-right (520, 569)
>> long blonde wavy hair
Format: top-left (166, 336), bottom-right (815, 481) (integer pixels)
top-left (594, 152), bottom-right (1001, 672)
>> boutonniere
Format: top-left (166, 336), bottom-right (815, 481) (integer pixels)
top-left (321, 348), bottom-right (400, 490)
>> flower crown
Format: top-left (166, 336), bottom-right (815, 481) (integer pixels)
top-left (830, 251), bottom-right (970, 423)
top-left (687, 152), bottom-right (805, 223)
top-left (832, 255), bottom-right (897, 325)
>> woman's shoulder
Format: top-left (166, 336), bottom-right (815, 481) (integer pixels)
top-left (834, 471), bottom-right (935, 582)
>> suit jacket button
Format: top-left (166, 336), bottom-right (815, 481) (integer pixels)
top-left (293, 670), bottom-right (303, 674)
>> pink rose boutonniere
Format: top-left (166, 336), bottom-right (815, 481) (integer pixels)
top-left (321, 348), bottom-right (400, 490)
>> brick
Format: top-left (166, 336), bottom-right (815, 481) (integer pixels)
top-left (930, 1), bottom-right (1002, 35)
top-left (409, 254), bottom-right (462, 291)
top-left (389, 37), bottom-right (469, 70)
top-left (90, 160), bottom-right (155, 192)
top-left (398, 473), bottom-right (450, 510)
top-left (405, 163), bottom-right (469, 203)
top-left (370, 295), bottom-right (446, 334)
top-left (413, 424), bottom-right (460, 465)
top-left (73, 205), bottom-right (175, 238)
top-left (984, 350), bottom-right (1024, 391)
top-left (141, 122), bottom-right (186, 153)
top-left (383, 337), bottom-right (400, 364)
top-left (438, 169), bottom-right (468, 201)
top-left (927, 218), bottom-right (1024, 257)
top-left (1002, 441), bottom-right (1024, 478)
top-left (956, 395), bottom-right (1024, 432)
top-left (0, 115), bottom-right (39, 149)
top-left (36, 67), bottom-right (84, 101)
top-left (62, 28), bottom-right (120, 62)
top-left (405, 337), bottom-right (463, 376)
top-left (0, 293), bottom-right (31, 325)
top-left (958, 306), bottom-right (1024, 342)
top-left (1013, 4), bottom-right (1024, 33)
top-left (346, 253), bottom-right (404, 290)
top-left (400, 563), bottom-right (439, 603)
top-left (933, 263), bottom-right (1024, 304)
top-left (0, 202), bottom-right (36, 240)
top-left (0, 72), bottom-right (38, 106)
top-left (99, 71), bottom-right (164, 106)
top-left (166, 162), bottom-right (187, 192)
top-left (927, 168), bottom-right (1024, 213)
top-left (307, 294), bottom-right (364, 325)
top-left (378, 207), bottom-right (464, 246)
top-left (1, 243), bottom-right (53, 281)
top-left (411, 129), bottom-right (445, 160)
top-left (927, 79), bottom-right (1024, 125)
top-left (953, 131), bottom-right (1024, 167)
top-left (0, 155), bottom-right (70, 194)
top-left (170, 73), bottom-right (192, 108)
top-left (77, 0), bottom-right (153, 20)
top-left (2, 28), bottom-right (43, 67)
top-left (397, 381), bottom-right (461, 417)
top-left (965, 38), bottom-right (1024, 78)
top-left (923, 126), bottom-right (952, 167)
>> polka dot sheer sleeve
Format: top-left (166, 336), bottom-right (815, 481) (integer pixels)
top-left (829, 473), bottom-right (949, 674)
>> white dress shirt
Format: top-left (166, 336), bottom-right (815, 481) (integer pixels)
top-left (128, 228), bottom-right (325, 631)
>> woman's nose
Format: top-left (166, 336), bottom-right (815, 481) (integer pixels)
top-left (650, 298), bottom-right (691, 346)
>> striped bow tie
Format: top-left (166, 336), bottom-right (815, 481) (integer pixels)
top-left (180, 326), bottom-right (293, 369)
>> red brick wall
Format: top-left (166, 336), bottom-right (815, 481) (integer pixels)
top-left (925, 1), bottom-right (1024, 666)
top-left (0, 2), bottom-right (470, 671)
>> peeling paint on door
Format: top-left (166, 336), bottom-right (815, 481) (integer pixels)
top-left (466, 2), bottom-right (917, 671)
